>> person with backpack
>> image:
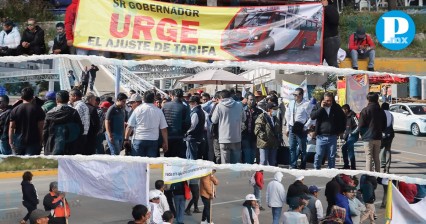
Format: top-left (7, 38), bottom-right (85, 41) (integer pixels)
top-left (250, 170), bottom-right (265, 211)
top-left (242, 194), bottom-right (260, 224)
top-left (80, 66), bottom-right (90, 95)
top-left (379, 103), bottom-right (394, 174)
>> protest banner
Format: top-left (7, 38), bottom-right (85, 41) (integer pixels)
top-left (58, 158), bottom-right (149, 205)
top-left (386, 182), bottom-right (426, 223)
top-left (163, 164), bottom-right (212, 184)
top-left (74, 0), bottom-right (323, 64)
top-left (346, 74), bottom-right (369, 113)
top-left (281, 79), bottom-right (308, 103)
top-left (337, 79), bottom-right (346, 106)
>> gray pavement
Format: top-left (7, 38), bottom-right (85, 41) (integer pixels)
top-left (0, 132), bottom-right (425, 224)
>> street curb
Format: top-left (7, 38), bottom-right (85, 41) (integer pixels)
top-left (0, 169), bottom-right (58, 179)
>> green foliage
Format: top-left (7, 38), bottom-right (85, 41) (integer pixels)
top-left (340, 10), bottom-right (426, 57)
top-left (0, 0), bottom-right (54, 22)
top-left (0, 157), bottom-right (58, 172)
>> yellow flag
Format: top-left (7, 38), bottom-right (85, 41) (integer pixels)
top-left (385, 180), bottom-right (393, 223)
top-left (261, 83), bottom-right (267, 96)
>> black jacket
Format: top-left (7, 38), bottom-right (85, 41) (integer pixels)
top-left (286, 180), bottom-right (309, 205)
top-left (86, 103), bottom-right (100, 137)
top-left (89, 66), bottom-right (99, 79)
top-left (343, 110), bottom-right (358, 140)
top-left (52, 33), bottom-right (70, 54)
top-left (358, 102), bottom-right (387, 141)
top-left (43, 105), bottom-right (83, 155)
top-left (0, 105), bottom-right (12, 141)
top-left (162, 98), bottom-right (191, 139)
top-left (21, 180), bottom-right (39, 206)
top-left (323, 5), bottom-right (339, 39)
top-left (20, 25), bottom-right (46, 52)
top-left (171, 181), bottom-right (185, 196)
top-left (242, 106), bottom-right (262, 139)
top-left (310, 103), bottom-right (346, 136)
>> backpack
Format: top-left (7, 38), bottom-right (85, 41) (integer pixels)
top-left (249, 173), bottom-right (256, 186)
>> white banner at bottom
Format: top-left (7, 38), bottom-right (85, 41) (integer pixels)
top-left (58, 157), bottom-right (149, 205)
top-left (163, 164), bottom-right (212, 184)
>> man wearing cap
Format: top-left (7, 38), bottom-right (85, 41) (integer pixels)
top-left (43, 181), bottom-right (70, 224)
top-left (149, 190), bottom-right (163, 224)
top-left (43, 90), bottom-right (83, 155)
top-left (29, 209), bottom-right (50, 224)
top-left (88, 64), bottom-right (99, 92)
top-left (284, 88), bottom-right (315, 169)
top-left (286, 176), bottom-right (309, 206)
top-left (125, 90), bottom-right (168, 157)
top-left (0, 20), bottom-right (21, 56)
top-left (127, 94), bottom-right (143, 118)
top-left (348, 26), bottom-right (375, 71)
top-left (42, 91), bottom-right (57, 113)
top-left (185, 95), bottom-right (206, 160)
top-left (254, 102), bottom-right (282, 166)
top-left (307, 185), bottom-right (324, 224)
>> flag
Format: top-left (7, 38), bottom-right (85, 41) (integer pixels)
top-left (163, 164), bottom-right (212, 184)
top-left (58, 157), bottom-right (149, 205)
top-left (299, 78), bottom-right (308, 100)
top-left (386, 182), bottom-right (426, 223)
top-left (260, 83), bottom-right (267, 96)
top-left (281, 79), bottom-right (308, 103)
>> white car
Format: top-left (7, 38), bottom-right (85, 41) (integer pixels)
top-left (389, 103), bottom-right (426, 136)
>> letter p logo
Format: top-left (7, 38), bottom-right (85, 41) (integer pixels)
top-left (376, 11), bottom-right (415, 50)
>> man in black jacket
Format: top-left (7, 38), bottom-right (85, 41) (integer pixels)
top-left (310, 92), bottom-right (345, 169)
top-left (88, 64), bottom-right (99, 92)
top-left (162, 89), bottom-right (191, 158)
top-left (52, 22), bottom-right (70, 54)
top-left (17, 18), bottom-right (45, 55)
top-left (43, 90), bottom-right (83, 155)
top-left (358, 92), bottom-right (387, 172)
top-left (341, 104), bottom-right (359, 170)
top-left (241, 93), bottom-right (262, 164)
top-left (85, 93), bottom-right (100, 155)
top-left (321, 0), bottom-right (340, 67)
top-left (186, 96), bottom-right (206, 160)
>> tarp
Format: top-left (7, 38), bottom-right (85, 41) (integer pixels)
top-left (74, 0), bottom-right (323, 64)
top-left (163, 164), bottom-right (212, 184)
top-left (346, 74), bottom-right (369, 113)
top-left (386, 182), bottom-right (426, 223)
top-left (58, 157), bottom-right (149, 205)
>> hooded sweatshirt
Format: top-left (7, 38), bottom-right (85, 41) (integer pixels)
top-left (266, 172), bottom-right (286, 207)
top-left (0, 26), bottom-right (21, 49)
top-left (211, 98), bottom-right (246, 143)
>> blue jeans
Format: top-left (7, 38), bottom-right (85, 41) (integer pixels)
top-left (105, 133), bottom-right (123, 155)
top-left (185, 138), bottom-right (199, 160)
top-left (174, 195), bottom-right (185, 223)
top-left (132, 139), bottom-right (158, 157)
top-left (253, 185), bottom-right (262, 207)
top-left (314, 135), bottom-right (337, 169)
top-left (96, 133), bottom-right (105, 154)
top-left (259, 148), bottom-right (277, 166)
top-left (342, 134), bottom-right (358, 169)
top-left (241, 136), bottom-right (256, 164)
top-left (272, 207), bottom-right (282, 224)
top-left (350, 49), bottom-right (375, 69)
top-left (288, 127), bottom-right (308, 169)
top-left (0, 140), bottom-right (12, 155)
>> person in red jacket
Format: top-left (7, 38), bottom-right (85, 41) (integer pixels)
top-left (252, 170), bottom-right (265, 211)
top-left (398, 181), bottom-right (418, 204)
top-left (348, 26), bottom-right (375, 71)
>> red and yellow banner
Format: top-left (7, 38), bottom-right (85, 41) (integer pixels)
top-left (74, 0), bottom-right (323, 64)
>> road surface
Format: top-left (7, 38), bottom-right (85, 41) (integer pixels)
top-left (0, 132), bottom-right (425, 224)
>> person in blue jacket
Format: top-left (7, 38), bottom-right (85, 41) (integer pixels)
top-left (335, 186), bottom-right (353, 224)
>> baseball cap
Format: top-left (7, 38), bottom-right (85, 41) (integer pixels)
top-left (266, 102), bottom-right (278, 110)
top-left (149, 190), bottom-right (161, 200)
top-left (309, 185), bottom-right (320, 194)
top-left (127, 94), bottom-right (142, 103)
top-left (29, 209), bottom-right (50, 224)
top-left (45, 91), bottom-right (56, 101)
top-left (356, 27), bottom-right (366, 39)
top-left (295, 176), bottom-right (304, 181)
top-left (100, 101), bottom-right (112, 109)
top-left (245, 194), bottom-right (258, 201)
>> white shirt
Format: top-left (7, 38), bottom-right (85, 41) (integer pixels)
top-left (187, 106), bottom-right (199, 133)
top-left (324, 107), bottom-right (331, 115)
top-left (285, 99), bottom-right (314, 130)
top-left (150, 202), bottom-right (162, 224)
top-left (73, 100), bottom-right (90, 135)
top-left (315, 199), bottom-right (324, 219)
top-left (282, 211), bottom-right (309, 224)
top-left (152, 189), bottom-right (170, 213)
top-left (127, 103), bottom-right (168, 141)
